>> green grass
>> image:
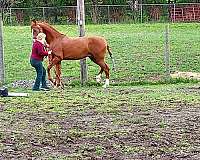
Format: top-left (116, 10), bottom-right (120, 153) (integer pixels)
top-left (3, 23), bottom-right (200, 85)
top-left (1, 83), bottom-right (200, 159)
top-left (1, 23), bottom-right (200, 159)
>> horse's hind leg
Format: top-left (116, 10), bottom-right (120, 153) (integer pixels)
top-left (89, 56), bottom-right (103, 83)
top-left (103, 63), bottom-right (110, 88)
top-left (96, 68), bottom-right (103, 83)
top-left (97, 61), bottom-right (110, 88)
top-left (90, 55), bottom-right (110, 87)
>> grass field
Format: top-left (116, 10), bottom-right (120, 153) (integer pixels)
top-left (0, 23), bottom-right (200, 159)
top-left (1, 84), bottom-right (200, 159)
top-left (4, 23), bottom-right (200, 85)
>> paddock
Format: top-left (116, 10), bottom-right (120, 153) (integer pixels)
top-left (0, 21), bottom-right (200, 159)
top-left (3, 23), bottom-right (200, 86)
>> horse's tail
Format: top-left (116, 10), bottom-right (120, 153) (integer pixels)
top-left (107, 45), bottom-right (116, 71)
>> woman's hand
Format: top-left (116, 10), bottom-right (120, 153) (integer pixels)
top-left (48, 50), bottom-right (52, 55)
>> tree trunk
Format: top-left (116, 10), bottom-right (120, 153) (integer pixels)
top-left (92, 0), bottom-right (98, 24)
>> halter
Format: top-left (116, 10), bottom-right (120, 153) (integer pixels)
top-left (31, 24), bottom-right (43, 40)
top-left (32, 25), bottom-right (43, 33)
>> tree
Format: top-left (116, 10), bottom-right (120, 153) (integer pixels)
top-left (91, 0), bottom-right (99, 23)
top-left (1, 0), bottom-right (24, 20)
top-left (0, 0), bottom-right (15, 8)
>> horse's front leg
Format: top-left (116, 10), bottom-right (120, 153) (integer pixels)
top-left (47, 56), bottom-right (61, 86)
top-left (47, 53), bottom-right (54, 84)
top-left (54, 62), bottom-right (64, 89)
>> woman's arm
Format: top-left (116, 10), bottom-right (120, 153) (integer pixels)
top-left (37, 43), bottom-right (48, 56)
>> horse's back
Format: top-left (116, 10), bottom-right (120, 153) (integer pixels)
top-left (59, 37), bottom-right (89, 60)
top-left (61, 36), bottom-right (107, 53)
top-left (88, 36), bottom-right (107, 45)
top-left (54, 36), bottom-right (108, 60)
top-left (87, 36), bottom-right (107, 54)
top-left (62, 36), bottom-right (88, 45)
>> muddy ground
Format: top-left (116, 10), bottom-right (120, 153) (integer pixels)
top-left (0, 84), bottom-right (200, 159)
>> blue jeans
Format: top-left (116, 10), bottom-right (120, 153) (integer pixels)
top-left (30, 58), bottom-right (47, 90)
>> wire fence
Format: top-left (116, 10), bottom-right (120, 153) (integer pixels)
top-left (2, 3), bottom-right (200, 25)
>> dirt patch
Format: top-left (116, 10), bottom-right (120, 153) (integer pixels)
top-left (0, 86), bottom-right (200, 159)
top-left (170, 71), bottom-right (200, 80)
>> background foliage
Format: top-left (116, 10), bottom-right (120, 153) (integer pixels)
top-left (4, 0), bottom-right (200, 8)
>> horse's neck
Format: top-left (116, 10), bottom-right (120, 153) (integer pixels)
top-left (44, 31), bottom-right (58, 44)
top-left (40, 23), bottom-right (63, 43)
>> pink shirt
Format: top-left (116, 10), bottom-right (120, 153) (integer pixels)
top-left (31, 40), bottom-right (48, 61)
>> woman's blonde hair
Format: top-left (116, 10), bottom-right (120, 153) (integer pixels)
top-left (36, 33), bottom-right (46, 40)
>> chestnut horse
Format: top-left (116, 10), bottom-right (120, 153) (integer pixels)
top-left (31, 20), bottom-right (115, 88)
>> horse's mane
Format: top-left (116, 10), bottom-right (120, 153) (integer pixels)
top-left (38, 21), bottom-right (65, 37)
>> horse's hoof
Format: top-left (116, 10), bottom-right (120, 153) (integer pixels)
top-left (102, 79), bottom-right (109, 88)
top-left (102, 84), bottom-right (108, 88)
top-left (96, 79), bottom-right (101, 83)
top-left (53, 85), bottom-right (57, 89)
top-left (60, 85), bottom-right (64, 90)
top-left (96, 75), bottom-right (101, 83)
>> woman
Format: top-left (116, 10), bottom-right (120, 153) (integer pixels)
top-left (30, 33), bottom-right (51, 91)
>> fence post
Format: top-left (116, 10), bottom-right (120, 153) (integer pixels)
top-left (42, 7), bottom-right (45, 21)
top-left (108, 5), bottom-right (110, 23)
top-left (9, 8), bottom-right (12, 25)
top-left (140, 4), bottom-right (143, 23)
top-left (77, 0), bottom-right (88, 85)
top-left (0, 14), bottom-right (5, 84)
top-left (173, 3), bottom-right (175, 22)
top-left (164, 24), bottom-right (170, 79)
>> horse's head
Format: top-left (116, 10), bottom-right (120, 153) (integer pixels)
top-left (31, 19), bottom-right (65, 44)
top-left (31, 19), bottom-right (43, 39)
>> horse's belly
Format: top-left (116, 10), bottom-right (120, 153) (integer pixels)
top-left (62, 41), bottom-right (89, 60)
top-left (63, 51), bottom-right (89, 60)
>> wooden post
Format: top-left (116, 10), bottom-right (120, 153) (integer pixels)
top-left (42, 7), bottom-right (45, 21)
top-left (140, 4), bottom-right (143, 23)
top-left (164, 24), bottom-right (170, 79)
top-left (108, 5), bottom-right (110, 24)
top-left (9, 8), bottom-right (12, 25)
top-left (77, 0), bottom-right (88, 85)
top-left (0, 14), bottom-right (5, 84)
top-left (173, 3), bottom-right (175, 22)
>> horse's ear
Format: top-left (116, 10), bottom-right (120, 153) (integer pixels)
top-left (31, 19), bottom-right (37, 25)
